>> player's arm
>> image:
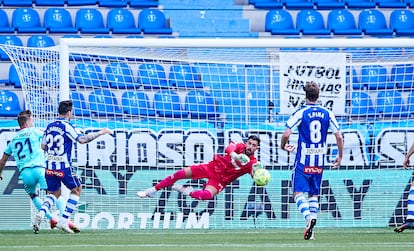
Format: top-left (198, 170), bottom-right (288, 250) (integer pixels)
top-left (226, 142), bottom-right (249, 165)
top-left (281, 128), bottom-right (296, 152)
top-left (332, 131), bottom-right (343, 168)
top-left (403, 143), bottom-right (414, 169)
top-left (0, 153), bottom-right (10, 181)
top-left (77, 128), bottom-right (112, 144)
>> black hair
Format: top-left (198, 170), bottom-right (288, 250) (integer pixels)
top-left (305, 81), bottom-right (320, 102)
top-left (58, 100), bottom-right (73, 115)
top-left (248, 135), bottom-right (260, 145)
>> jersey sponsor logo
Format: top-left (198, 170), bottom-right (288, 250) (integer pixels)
top-left (47, 155), bottom-right (65, 162)
top-left (303, 166), bottom-right (323, 174)
top-left (46, 169), bottom-right (65, 177)
top-left (304, 147), bottom-right (325, 155)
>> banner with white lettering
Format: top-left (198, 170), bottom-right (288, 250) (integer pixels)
top-left (279, 52), bottom-right (347, 115)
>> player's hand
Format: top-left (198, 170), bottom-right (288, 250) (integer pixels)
top-left (252, 162), bottom-right (264, 173)
top-left (284, 144), bottom-right (296, 152)
top-left (403, 158), bottom-right (411, 169)
top-left (237, 153), bottom-right (250, 165)
top-left (332, 157), bottom-right (341, 169)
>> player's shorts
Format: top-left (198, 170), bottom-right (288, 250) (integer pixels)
top-left (292, 163), bottom-right (323, 196)
top-left (190, 163), bottom-right (224, 192)
top-left (20, 166), bottom-right (46, 195)
top-left (45, 166), bottom-right (82, 192)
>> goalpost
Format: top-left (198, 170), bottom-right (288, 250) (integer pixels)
top-left (1, 38), bottom-right (414, 230)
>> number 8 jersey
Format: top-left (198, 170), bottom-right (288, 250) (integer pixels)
top-left (42, 118), bottom-right (81, 170)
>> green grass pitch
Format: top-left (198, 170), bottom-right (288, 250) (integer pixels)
top-left (0, 228), bottom-right (413, 251)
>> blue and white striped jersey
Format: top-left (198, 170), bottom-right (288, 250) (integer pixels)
top-left (285, 104), bottom-right (340, 168)
top-left (42, 118), bottom-right (81, 170)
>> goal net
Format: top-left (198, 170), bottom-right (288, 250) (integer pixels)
top-left (1, 38), bottom-right (414, 230)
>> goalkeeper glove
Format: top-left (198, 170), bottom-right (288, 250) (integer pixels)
top-left (252, 162), bottom-right (264, 173)
top-left (230, 152), bottom-right (250, 165)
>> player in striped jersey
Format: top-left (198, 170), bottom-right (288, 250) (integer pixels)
top-left (281, 82), bottom-right (343, 240)
top-left (34, 100), bottom-right (111, 234)
top-left (394, 142), bottom-right (414, 233)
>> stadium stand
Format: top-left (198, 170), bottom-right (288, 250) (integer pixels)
top-left (26, 34), bottom-right (55, 47)
top-left (376, 90), bottom-right (411, 118)
top-left (0, 36), bottom-right (23, 60)
top-left (44, 8), bottom-right (78, 34)
top-left (89, 89), bottom-right (123, 117)
top-left (389, 9), bottom-right (414, 36)
top-left (98, 0), bottom-right (128, 7)
top-left (0, 9), bottom-right (15, 33)
top-left (107, 8), bottom-right (142, 34)
top-left (313, 0), bottom-right (345, 9)
top-left (0, 90), bottom-right (21, 117)
top-left (153, 89), bottom-right (189, 118)
top-left (75, 8), bottom-right (110, 34)
top-left (391, 63), bottom-right (414, 89)
top-left (358, 9), bottom-right (394, 36)
top-left (12, 8), bottom-right (46, 33)
top-left (137, 63), bottom-right (170, 89)
top-left (284, 0), bottom-right (315, 9)
top-left (265, 9), bottom-right (300, 35)
top-left (375, 0), bottom-right (408, 8)
top-left (349, 91), bottom-right (377, 118)
top-left (105, 62), bottom-right (138, 89)
top-left (36, 0), bottom-right (66, 6)
top-left (122, 90), bottom-right (156, 117)
top-left (360, 64), bottom-right (394, 90)
top-left (296, 9), bottom-right (331, 35)
top-left (70, 91), bottom-right (91, 116)
top-left (327, 9), bottom-right (362, 35)
top-left (168, 63), bottom-right (203, 89)
top-left (3, 0), bottom-right (33, 6)
top-left (138, 9), bottom-right (173, 34)
top-left (184, 89), bottom-right (218, 119)
top-left (73, 62), bottom-right (108, 88)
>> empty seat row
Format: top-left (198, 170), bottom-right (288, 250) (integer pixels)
top-left (265, 9), bottom-right (414, 36)
top-left (0, 0), bottom-right (157, 8)
top-left (252, 0), bottom-right (414, 9)
top-left (0, 7), bottom-right (172, 35)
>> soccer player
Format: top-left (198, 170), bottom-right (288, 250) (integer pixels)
top-left (34, 100), bottom-right (111, 234)
top-left (0, 110), bottom-right (76, 234)
top-left (281, 81), bottom-right (343, 240)
top-left (394, 142), bottom-right (414, 233)
top-left (137, 135), bottom-right (261, 201)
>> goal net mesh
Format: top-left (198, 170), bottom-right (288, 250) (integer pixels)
top-left (2, 39), bottom-right (414, 230)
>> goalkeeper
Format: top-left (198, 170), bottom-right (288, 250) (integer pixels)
top-left (137, 134), bottom-right (261, 200)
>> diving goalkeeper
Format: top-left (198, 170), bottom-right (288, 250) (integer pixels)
top-left (137, 134), bottom-right (261, 200)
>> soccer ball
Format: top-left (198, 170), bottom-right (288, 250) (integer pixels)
top-left (253, 168), bottom-right (271, 186)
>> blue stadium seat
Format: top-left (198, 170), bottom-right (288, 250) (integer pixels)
top-left (375, 0), bottom-right (407, 8)
top-left (212, 91), bottom-right (246, 122)
top-left (27, 90), bottom-right (54, 114)
top-left (0, 36), bottom-right (23, 60)
top-left (73, 63), bottom-right (108, 88)
top-left (122, 91), bottom-right (156, 117)
top-left (284, 0), bottom-right (314, 9)
top-left (138, 9), bottom-right (173, 34)
top-left (358, 9), bottom-right (393, 36)
top-left (70, 91), bottom-right (91, 116)
top-left (27, 35), bottom-right (55, 47)
top-left (313, 0), bottom-right (345, 9)
top-left (3, 0), bottom-right (33, 6)
top-left (42, 62), bottom-right (60, 87)
top-left (137, 63), bottom-right (169, 89)
top-left (0, 90), bottom-right (21, 117)
top-left (345, 0), bottom-right (376, 8)
top-left (349, 91), bottom-right (376, 118)
top-left (265, 9), bottom-right (300, 35)
top-left (12, 8), bottom-right (46, 33)
top-left (185, 90), bottom-right (218, 119)
top-left (105, 62), bottom-right (138, 89)
top-left (376, 90), bottom-right (410, 118)
top-left (129, 0), bottom-right (159, 7)
top-left (67, 0), bottom-right (97, 5)
top-left (253, 0), bottom-right (284, 9)
top-left (8, 64), bottom-right (21, 88)
top-left (75, 8), bottom-right (109, 34)
top-left (36, 0), bottom-right (65, 6)
top-left (98, 0), bottom-right (128, 7)
top-left (44, 8), bottom-right (78, 33)
top-left (327, 9), bottom-right (362, 35)
top-left (88, 89), bottom-right (122, 117)
top-left (169, 63), bottom-right (203, 89)
top-left (296, 10), bottom-right (331, 35)
top-left (390, 9), bottom-right (414, 36)
top-left (390, 64), bottom-right (414, 89)
top-left (107, 8), bottom-right (141, 34)
top-left (9, 63), bottom-right (38, 88)
top-left (361, 64), bottom-right (393, 90)
top-left (0, 9), bottom-right (15, 33)
top-left (153, 89), bottom-right (189, 118)
top-left (407, 90), bottom-right (414, 115)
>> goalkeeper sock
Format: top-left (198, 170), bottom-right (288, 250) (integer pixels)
top-left (407, 185), bottom-right (414, 221)
top-left (294, 194), bottom-right (311, 220)
top-left (155, 170), bottom-right (186, 190)
top-left (190, 190), bottom-right (213, 200)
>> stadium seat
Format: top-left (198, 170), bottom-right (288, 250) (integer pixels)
top-left (0, 36), bottom-right (23, 60)
top-left (12, 8), bottom-right (46, 33)
top-left (129, 0), bottom-right (159, 7)
top-left (8, 64), bottom-right (21, 88)
top-left (26, 90), bottom-right (54, 114)
top-left (265, 9), bottom-right (300, 35)
top-left (9, 63), bottom-right (38, 88)
top-left (253, 0), bottom-right (284, 9)
top-left (88, 89), bottom-right (122, 117)
top-left (107, 8), bottom-right (141, 34)
top-left (390, 64), bottom-right (414, 89)
top-left (375, 0), bottom-right (407, 8)
top-left (42, 62), bottom-right (60, 87)
top-left (27, 35), bottom-right (55, 47)
top-left (153, 89), bottom-right (189, 118)
top-left (168, 63), bottom-right (203, 89)
top-left (3, 0), bottom-right (33, 6)
top-left (296, 10), bottom-right (331, 35)
top-left (75, 8), bottom-right (109, 34)
top-left (360, 64), bottom-right (393, 90)
top-left (389, 9), bottom-right (414, 36)
top-left (36, 0), bottom-right (65, 6)
top-left (105, 62), bottom-right (138, 89)
top-left (137, 63), bottom-right (169, 89)
top-left (313, 0), bottom-right (345, 9)
top-left (284, 0), bottom-right (314, 9)
top-left (70, 91), bottom-right (91, 116)
top-left (358, 9), bottom-right (393, 36)
top-left (407, 90), bottom-right (414, 115)
top-left (0, 9), bottom-right (15, 33)
top-left (327, 9), bottom-right (362, 35)
top-left (376, 90), bottom-right (410, 118)
top-left (345, 0), bottom-right (376, 8)
top-left (138, 9), bottom-right (173, 34)
top-left (44, 8), bottom-right (78, 33)
top-left (349, 91), bottom-right (376, 118)
top-left (73, 63), bottom-right (108, 88)
top-left (121, 91), bottom-right (156, 117)
top-left (0, 90), bottom-right (21, 117)
top-left (67, 0), bottom-right (97, 5)
top-left (185, 90), bottom-right (218, 119)
top-left (98, 0), bottom-right (128, 7)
